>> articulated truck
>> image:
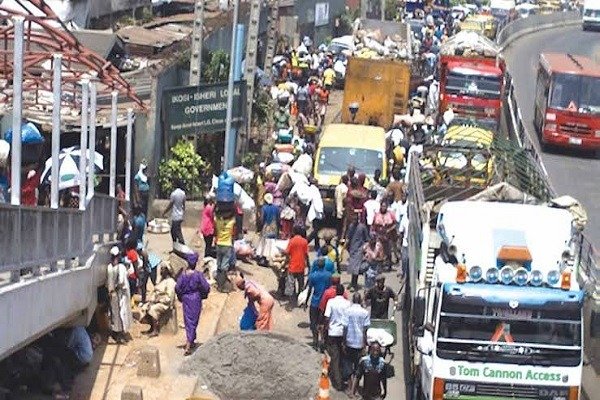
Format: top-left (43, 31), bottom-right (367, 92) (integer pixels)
top-left (404, 132), bottom-right (599, 400)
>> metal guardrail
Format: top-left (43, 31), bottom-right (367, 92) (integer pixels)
top-left (0, 195), bottom-right (117, 276)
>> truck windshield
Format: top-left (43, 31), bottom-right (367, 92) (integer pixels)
top-left (549, 73), bottom-right (600, 114)
top-left (317, 147), bottom-right (382, 176)
top-left (584, 9), bottom-right (600, 17)
top-left (446, 70), bottom-right (502, 100)
top-left (436, 296), bottom-right (582, 367)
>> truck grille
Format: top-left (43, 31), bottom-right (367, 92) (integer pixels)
top-left (560, 123), bottom-right (591, 135)
top-left (444, 380), bottom-right (571, 400)
top-left (475, 382), bottom-right (539, 399)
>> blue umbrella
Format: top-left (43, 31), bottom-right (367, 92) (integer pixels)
top-left (4, 122), bottom-right (44, 145)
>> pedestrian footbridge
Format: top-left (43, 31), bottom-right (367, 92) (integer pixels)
top-left (0, 195), bottom-right (118, 360)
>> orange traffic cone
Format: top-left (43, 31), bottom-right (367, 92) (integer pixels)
top-left (315, 355), bottom-right (331, 400)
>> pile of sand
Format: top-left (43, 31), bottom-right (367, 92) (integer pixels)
top-left (180, 332), bottom-right (323, 400)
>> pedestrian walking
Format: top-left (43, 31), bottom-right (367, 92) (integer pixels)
top-left (342, 293), bottom-right (370, 389)
top-left (134, 161), bottom-right (150, 217)
top-left (363, 236), bottom-right (385, 290)
top-left (199, 196), bottom-right (216, 258)
top-left (335, 175), bottom-right (349, 238)
top-left (365, 275), bottom-right (397, 320)
top-left (324, 284), bottom-right (351, 391)
top-left (214, 205), bottom-right (236, 292)
top-left (285, 226), bottom-right (310, 300)
top-left (106, 246), bottom-right (133, 344)
top-left (163, 179), bottom-right (186, 244)
top-left (350, 343), bottom-right (388, 400)
top-left (305, 257), bottom-right (333, 349)
top-left (346, 212), bottom-right (369, 291)
top-left (175, 252), bottom-right (211, 355)
top-left (235, 275), bottom-right (275, 331)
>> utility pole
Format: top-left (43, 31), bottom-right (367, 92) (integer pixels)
top-left (381, 0), bottom-right (385, 21)
top-left (189, 0), bottom-right (205, 86)
top-left (263, 1), bottom-right (279, 79)
top-left (241, 0), bottom-right (263, 155)
top-left (223, 0), bottom-right (240, 170)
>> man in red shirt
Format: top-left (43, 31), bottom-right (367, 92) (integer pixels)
top-left (285, 226), bottom-right (310, 302)
top-left (319, 273), bottom-right (349, 314)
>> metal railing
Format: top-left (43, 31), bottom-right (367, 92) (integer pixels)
top-left (0, 195), bottom-right (117, 278)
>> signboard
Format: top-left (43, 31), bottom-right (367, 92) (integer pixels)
top-left (315, 2), bottom-right (329, 26)
top-left (163, 81), bottom-right (246, 136)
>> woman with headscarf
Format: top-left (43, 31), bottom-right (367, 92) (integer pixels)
top-left (134, 161), bottom-right (150, 217)
top-left (345, 211), bottom-right (370, 291)
top-left (256, 193), bottom-right (281, 259)
top-left (235, 274), bottom-right (275, 331)
top-left (261, 193), bottom-right (280, 239)
top-left (175, 252), bottom-right (211, 355)
top-left (372, 200), bottom-right (398, 268)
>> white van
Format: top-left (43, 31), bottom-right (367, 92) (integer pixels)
top-left (583, 0), bottom-right (600, 30)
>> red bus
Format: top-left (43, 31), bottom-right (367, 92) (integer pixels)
top-left (534, 53), bottom-right (600, 150)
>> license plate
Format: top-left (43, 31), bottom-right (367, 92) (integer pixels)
top-left (492, 308), bottom-right (533, 319)
top-left (569, 137), bottom-right (582, 145)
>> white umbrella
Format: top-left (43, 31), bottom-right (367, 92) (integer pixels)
top-left (41, 146), bottom-right (103, 190)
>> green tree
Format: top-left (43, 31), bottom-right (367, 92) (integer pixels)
top-left (202, 50), bottom-right (230, 83)
top-left (158, 140), bottom-right (210, 197)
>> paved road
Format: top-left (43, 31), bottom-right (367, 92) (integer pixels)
top-left (503, 24), bottom-right (600, 400)
top-left (503, 25), bottom-right (600, 245)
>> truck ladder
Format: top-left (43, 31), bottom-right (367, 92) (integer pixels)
top-left (189, 0), bottom-right (206, 86)
top-left (263, 0), bottom-right (279, 78)
top-left (425, 231), bottom-right (442, 285)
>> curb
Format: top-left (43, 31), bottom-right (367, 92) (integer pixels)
top-left (205, 291), bottom-right (230, 338)
top-left (499, 19), bottom-right (581, 51)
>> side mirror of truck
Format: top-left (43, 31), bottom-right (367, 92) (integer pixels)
top-left (414, 297), bottom-right (426, 328)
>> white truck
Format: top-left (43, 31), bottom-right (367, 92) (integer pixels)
top-left (582, 0), bottom-right (600, 30)
top-left (403, 138), bottom-right (598, 400)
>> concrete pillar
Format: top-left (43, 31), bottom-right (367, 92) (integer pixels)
top-left (50, 54), bottom-right (62, 209)
top-left (87, 82), bottom-right (97, 200)
top-left (10, 16), bottom-right (24, 206)
top-left (121, 385), bottom-right (143, 400)
top-left (79, 80), bottom-right (89, 211)
top-left (136, 346), bottom-right (161, 378)
top-left (125, 108), bottom-right (133, 202)
top-left (109, 91), bottom-right (118, 197)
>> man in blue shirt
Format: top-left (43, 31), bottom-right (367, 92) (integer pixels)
top-left (305, 257), bottom-right (332, 349)
top-left (310, 247), bottom-right (336, 274)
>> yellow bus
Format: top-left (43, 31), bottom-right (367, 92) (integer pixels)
top-left (314, 123), bottom-right (388, 215)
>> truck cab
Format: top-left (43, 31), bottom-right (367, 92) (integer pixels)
top-left (439, 31), bottom-right (506, 132)
top-left (413, 201), bottom-right (584, 400)
top-left (582, 0), bottom-right (600, 30)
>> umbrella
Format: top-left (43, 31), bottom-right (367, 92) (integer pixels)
top-left (41, 146), bottom-right (104, 190)
top-left (4, 122), bottom-right (44, 145)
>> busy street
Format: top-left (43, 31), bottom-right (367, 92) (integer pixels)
top-left (0, 1), bottom-right (599, 400)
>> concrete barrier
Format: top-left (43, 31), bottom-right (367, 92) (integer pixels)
top-left (497, 11), bottom-right (581, 48)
